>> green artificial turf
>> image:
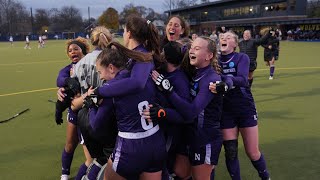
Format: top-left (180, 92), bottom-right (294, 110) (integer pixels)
top-left (0, 40), bottom-right (319, 179)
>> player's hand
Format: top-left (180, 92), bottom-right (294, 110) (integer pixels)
top-left (152, 70), bottom-right (173, 93)
top-left (149, 104), bottom-right (166, 121)
top-left (209, 81), bottom-right (228, 94)
top-left (57, 87), bottom-right (65, 101)
top-left (142, 104), bottom-right (166, 122)
top-left (215, 81), bottom-right (228, 94)
top-left (83, 93), bottom-right (100, 109)
top-left (209, 82), bottom-right (217, 93)
top-left (86, 86), bottom-right (95, 96)
top-left (141, 105), bottom-right (152, 123)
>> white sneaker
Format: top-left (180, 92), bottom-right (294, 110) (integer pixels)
top-left (269, 76), bottom-right (273, 80)
top-left (60, 174), bottom-right (69, 180)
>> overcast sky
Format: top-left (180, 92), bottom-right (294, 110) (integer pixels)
top-left (19, 0), bottom-right (167, 19)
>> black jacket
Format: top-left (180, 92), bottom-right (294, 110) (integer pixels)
top-left (239, 33), bottom-right (270, 62)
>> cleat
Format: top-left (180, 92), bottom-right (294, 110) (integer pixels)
top-left (269, 76), bottom-right (273, 80)
top-left (60, 174), bottom-right (69, 180)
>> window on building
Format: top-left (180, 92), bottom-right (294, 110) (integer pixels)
top-left (264, 2), bottom-right (288, 12)
top-left (289, 0), bottom-right (296, 10)
top-left (223, 5), bottom-right (258, 17)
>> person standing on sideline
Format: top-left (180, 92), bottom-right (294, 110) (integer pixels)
top-left (238, 30), bottom-right (270, 87)
top-left (24, 36), bottom-right (31, 49)
top-left (209, 31), bottom-right (270, 180)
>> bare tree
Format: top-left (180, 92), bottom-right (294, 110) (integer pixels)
top-left (34, 8), bottom-right (50, 33)
top-left (307, 0), bottom-right (320, 17)
top-left (119, 3), bottom-right (141, 25)
top-left (49, 6), bottom-right (83, 32)
top-left (0, 0), bottom-right (30, 34)
top-left (163, 0), bottom-right (198, 13)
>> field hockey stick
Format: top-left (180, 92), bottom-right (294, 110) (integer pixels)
top-left (48, 99), bottom-right (56, 103)
top-left (0, 108), bottom-right (30, 124)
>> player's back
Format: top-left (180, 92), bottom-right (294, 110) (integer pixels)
top-left (113, 73), bottom-right (158, 133)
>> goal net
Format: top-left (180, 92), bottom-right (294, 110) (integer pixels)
top-left (62, 32), bottom-right (76, 39)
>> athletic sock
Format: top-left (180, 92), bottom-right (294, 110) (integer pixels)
top-left (75, 163), bottom-right (88, 180)
top-left (61, 149), bottom-right (74, 175)
top-left (210, 168), bottom-right (215, 180)
top-left (224, 140), bottom-right (241, 180)
top-left (226, 158), bottom-right (241, 180)
top-left (251, 154), bottom-right (270, 180)
top-left (87, 163), bottom-right (102, 180)
top-left (270, 65), bottom-right (275, 77)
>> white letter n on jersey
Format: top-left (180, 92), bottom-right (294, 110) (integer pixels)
top-left (195, 153), bottom-right (201, 161)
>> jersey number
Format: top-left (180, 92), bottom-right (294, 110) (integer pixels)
top-left (138, 101), bottom-right (153, 130)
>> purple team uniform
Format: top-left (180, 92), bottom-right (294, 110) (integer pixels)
top-left (157, 68), bottom-right (192, 174)
top-left (108, 68), bottom-right (166, 179)
top-left (167, 65), bottom-right (223, 166)
top-left (95, 45), bottom-right (166, 178)
top-left (219, 52), bottom-right (258, 129)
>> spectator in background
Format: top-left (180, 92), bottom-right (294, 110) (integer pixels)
top-left (221, 26), bottom-right (227, 33)
top-left (276, 29), bottom-right (282, 40)
top-left (209, 30), bottom-right (218, 43)
top-left (192, 33), bottom-right (198, 41)
top-left (238, 29), bottom-right (271, 87)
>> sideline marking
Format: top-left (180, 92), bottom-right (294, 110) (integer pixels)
top-left (255, 66), bottom-right (320, 72)
top-left (0, 66), bottom-right (320, 97)
top-left (0, 61), bottom-right (65, 66)
top-left (0, 88), bottom-right (57, 97)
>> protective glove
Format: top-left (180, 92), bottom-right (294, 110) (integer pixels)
top-left (149, 103), bottom-right (166, 121)
top-left (155, 74), bottom-right (173, 93)
top-left (83, 94), bottom-right (99, 109)
top-left (215, 81), bottom-right (228, 95)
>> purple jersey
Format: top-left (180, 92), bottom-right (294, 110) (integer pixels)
top-left (56, 63), bottom-right (74, 87)
top-left (157, 68), bottom-right (192, 124)
top-left (96, 45), bottom-right (153, 98)
top-left (111, 70), bottom-right (159, 133)
top-left (219, 52), bottom-right (257, 116)
top-left (168, 65), bottom-right (223, 146)
top-left (88, 70), bottom-right (130, 135)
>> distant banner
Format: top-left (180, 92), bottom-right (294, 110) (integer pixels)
top-left (299, 24), bottom-right (320, 31)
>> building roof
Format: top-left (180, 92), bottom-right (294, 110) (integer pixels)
top-left (202, 16), bottom-right (320, 27)
top-left (165, 0), bottom-right (237, 13)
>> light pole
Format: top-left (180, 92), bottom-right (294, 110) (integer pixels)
top-left (169, 0), bottom-right (172, 16)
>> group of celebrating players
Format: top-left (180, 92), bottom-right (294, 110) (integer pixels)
top-left (55, 15), bottom-right (276, 180)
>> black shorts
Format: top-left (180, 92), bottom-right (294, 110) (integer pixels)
top-left (249, 61), bottom-right (257, 72)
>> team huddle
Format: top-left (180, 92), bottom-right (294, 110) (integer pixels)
top-left (55, 15), bottom-right (274, 180)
